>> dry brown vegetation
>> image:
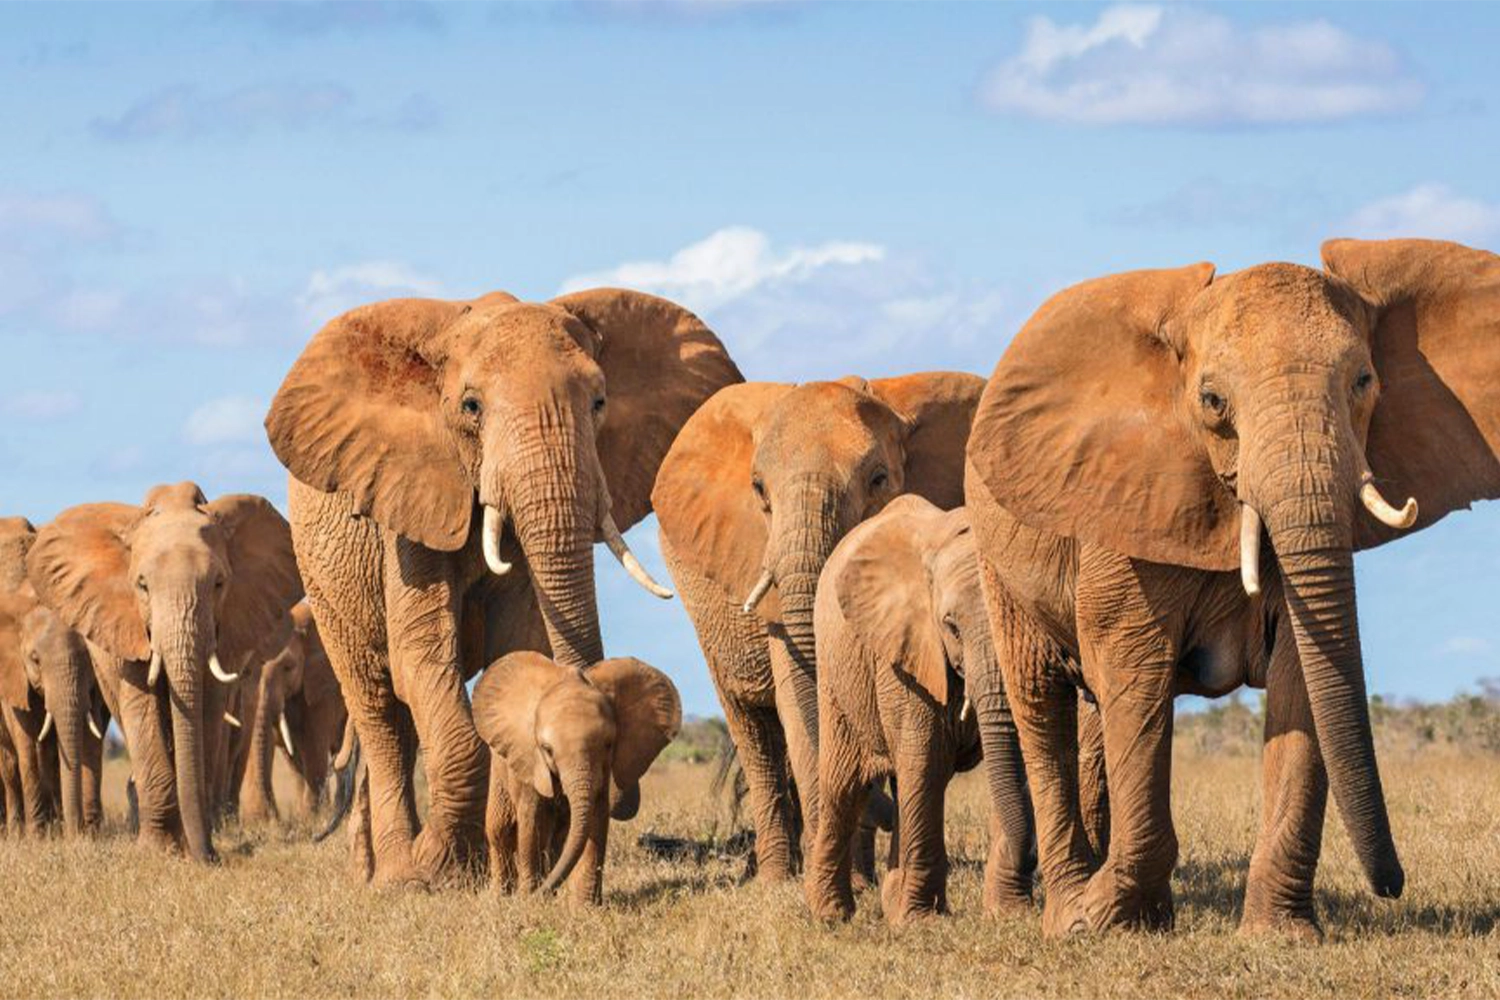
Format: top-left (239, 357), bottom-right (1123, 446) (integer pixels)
top-left (3, 702), bottom-right (1499, 1000)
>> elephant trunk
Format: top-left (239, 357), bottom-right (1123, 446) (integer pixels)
top-left (45, 644), bottom-right (93, 837)
top-left (245, 670), bottom-right (281, 820)
top-left (969, 642), bottom-right (1036, 892)
top-left (1251, 414), bottom-right (1402, 899)
top-left (488, 431), bottom-right (603, 670)
top-left (154, 604), bottom-right (217, 863)
top-left (539, 778), bottom-right (597, 894)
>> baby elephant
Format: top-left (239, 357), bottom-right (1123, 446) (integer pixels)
top-left (806, 495), bottom-right (1034, 925)
top-left (473, 652), bottom-right (681, 904)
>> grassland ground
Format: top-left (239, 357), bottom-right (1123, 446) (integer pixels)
top-left (2, 711), bottom-right (1498, 999)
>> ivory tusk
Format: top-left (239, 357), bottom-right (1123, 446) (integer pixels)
top-left (600, 510), bottom-right (674, 600)
top-left (38, 712), bottom-right (53, 743)
top-left (147, 648), bottom-right (163, 688)
top-left (223, 712), bottom-right (241, 729)
top-left (89, 713), bottom-right (103, 740)
top-left (482, 503), bottom-right (513, 576)
top-left (742, 568), bottom-right (775, 615)
top-left (1360, 473), bottom-right (1418, 530)
top-left (959, 697), bottom-right (972, 725)
top-left (1240, 503), bottom-right (1263, 597)
top-left (209, 653), bottom-right (239, 684)
top-left (279, 715), bottom-right (296, 758)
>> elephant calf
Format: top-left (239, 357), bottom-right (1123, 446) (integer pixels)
top-left (806, 496), bottom-right (1034, 926)
top-left (473, 652), bottom-right (681, 904)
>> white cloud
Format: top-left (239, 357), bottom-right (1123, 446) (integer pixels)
top-left (559, 226), bottom-right (884, 315)
top-left (1339, 184), bottom-right (1500, 244)
top-left (1441, 636), bottom-right (1494, 656)
top-left (2, 390), bottom-right (81, 420)
top-left (562, 227), bottom-right (1044, 381)
top-left (297, 260), bottom-right (445, 327)
top-left (979, 4), bottom-right (1424, 125)
top-left (183, 395), bottom-right (267, 446)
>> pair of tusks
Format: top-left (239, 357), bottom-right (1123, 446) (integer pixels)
top-left (144, 649), bottom-right (239, 687)
top-left (1238, 474), bottom-right (1418, 597)
top-left (478, 467), bottom-right (674, 601)
top-left (38, 710), bottom-right (106, 743)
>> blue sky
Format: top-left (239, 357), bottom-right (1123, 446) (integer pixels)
top-left (2, 1), bottom-right (1498, 715)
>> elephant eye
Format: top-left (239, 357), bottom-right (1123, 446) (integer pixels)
top-left (751, 477), bottom-right (769, 510)
top-left (1355, 370), bottom-right (1375, 393)
top-left (870, 469), bottom-right (889, 491)
top-left (135, 576), bottom-right (147, 593)
top-left (593, 396), bottom-right (606, 415)
top-left (943, 614), bottom-right (960, 638)
top-left (460, 395), bottom-right (482, 418)
top-left (1199, 389), bottom-right (1226, 416)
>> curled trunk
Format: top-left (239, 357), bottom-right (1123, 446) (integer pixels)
top-left (539, 781), bottom-right (595, 894)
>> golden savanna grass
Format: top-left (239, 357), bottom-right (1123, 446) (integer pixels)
top-left (2, 715), bottom-right (1499, 999)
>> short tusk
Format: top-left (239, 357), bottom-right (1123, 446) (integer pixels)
top-left (147, 648), bottom-right (163, 687)
top-left (482, 503), bottom-right (513, 576)
top-left (279, 715), bottom-right (296, 758)
top-left (1360, 473), bottom-right (1418, 530)
top-left (89, 713), bottom-right (103, 740)
top-left (600, 510), bottom-right (673, 600)
top-left (1239, 502), bottom-right (1263, 597)
top-left (209, 653), bottom-right (239, 684)
top-left (223, 712), bottom-right (241, 729)
top-left (742, 568), bottom-right (774, 615)
top-left (38, 711), bottom-right (53, 743)
top-left (959, 697), bottom-right (972, 725)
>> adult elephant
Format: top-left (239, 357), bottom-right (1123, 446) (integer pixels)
top-left (653, 373), bottom-right (983, 880)
top-left (965, 237), bottom-right (1499, 938)
top-left (28, 482), bottom-right (303, 862)
top-left (264, 288), bottom-right (740, 885)
top-left (241, 602), bottom-right (348, 822)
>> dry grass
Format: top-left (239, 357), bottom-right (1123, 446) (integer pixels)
top-left (2, 738), bottom-right (1498, 999)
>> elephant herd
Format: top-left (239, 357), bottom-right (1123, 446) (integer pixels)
top-left (1, 237), bottom-right (1495, 943)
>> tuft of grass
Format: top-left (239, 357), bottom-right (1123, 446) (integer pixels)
top-left (1, 716), bottom-right (1498, 998)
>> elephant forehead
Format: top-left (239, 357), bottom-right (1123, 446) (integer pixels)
top-left (758, 383), bottom-right (894, 464)
top-left (1189, 263), bottom-right (1367, 357)
top-left (447, 304), bottom-right (597, 374)
top-left (133, 512), bottom-right (224, 570)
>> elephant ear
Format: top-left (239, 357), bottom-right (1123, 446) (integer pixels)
top-left (867, 372), bottom-right (987, 510)
top-left (265, 295), bottom-right (516, 552)
top-left (967, 263), bottom-right (1235, 571)
top-left (472, 651), bottom-right (571, 790)
top-left (204, 495), bottom-right (304, 669)
top-left (834, 494), bottom-right (951, 704)
top-left (550, 288), bottom-right (744, 533)
top-left (293, 606), bottom-right (342, 710)
top-left (1321, 238), bottom-right (1500, 548)
top-left (653, 382), bottom-right (792, 616)
top-left (0, 517), bottom-right (36, 593)
top-left (589, 657), bottom-right (681, 820)
top-left (27, 503), bottom-right (150, 662)
top-left (0, 590), bottom-right (34, 710)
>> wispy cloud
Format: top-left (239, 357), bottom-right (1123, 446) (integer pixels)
top-left (1441, 635), bottom-right (1494, 656)
top-left (1339, 184), bottom-right (1500, 244)
top-left (91, 82), bottom-right (441, 142)
top-left (561, 226), bottom-right (1041, 381)
top-left (979, 4), bottom-right (1425, 126)
top-left (296, 261), bottom-right (445, 327)
top-left (218, 1), bottom-right (442, 36)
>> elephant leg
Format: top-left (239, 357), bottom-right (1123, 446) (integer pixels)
top-left (485, 761), bottom-right (518, 893)
top-left (882, 732), bottom-right (949, 926)
top-left (7, 709), bottom-right (51, 836)
top-left (403, 664), bottom-right (488, 884)
top-left (82, 713), bottom-right (105, 833)
top-left (1242, 624), bottom-right (1326, 941)
top-left (804, 705), bottom-right (866, 922)
top-left (980, 564), bottom-right (1093, 936)
top-left (348, 761), bottom-right (374, 883)
top-left (0, 736), bottom-right (21, 836)
top-left (725, 701), bottom-right (796, 881)
top-left (117, 679), bottom-right (182, 852)
top-left (514, 788), bottom-right (547, 891)
top-left (768, 628), bottom-right (821, 851)
top-left (851, 809), bottom-right (879, 894)
top-left (1076, 693), bottom-right (1110, 863)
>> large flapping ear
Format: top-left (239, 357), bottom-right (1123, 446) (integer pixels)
top-left (1321, 238), bottom-right (1500, 548)
top-left (967, 263), bottom-right (1236, 571)
top-left (27, 504), bottom-right (150, 661)
top-left (0, 517), bottom-right (36, 593)
top-left (204, 495), bottom-right (304, 669)
top-left (833, 494), bottom-right (951, 704)
top-left (0, 591), bottom-right (35, 710)
top-left (471, 651), bottom-right (572, 784)
top-left (652, 382), bottom-right (793, 617)
top-left (866, 372), bottom-right (987, 510)
top-left (265, 295), bottom-right (515, 551)
top-left (588, 656), bottom-right (681, 820)
top-left (550, 288), bottom-right (744, 533)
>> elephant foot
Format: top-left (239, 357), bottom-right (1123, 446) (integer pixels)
top-left (805, 878), bottom-right (855, 924)
top-left (412, 827), bottom-right (487, 889)
top-left (983, 858), bottom-right (1036, 916)
top-left (1238, 909), bottom-right (1324, 943)
top-left (880, 868), bottom-right (944, 927)
top-left (1071, 867), bottom-right (1174, 934)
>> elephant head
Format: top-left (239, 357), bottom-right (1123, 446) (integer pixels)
top-left (473, 651), bottom-right (681, 896)
top-left (256, 602), bottom-right (347, 815)
top-left (27, 483), bottom-right (303, 861)
top-left (653, 372), bottom-right (983, 797)
top-left (968, 238), bottom-right (1500, 902)
top-left (265, 289), bottom-right (742, 669)
top-left (831, 495), bottom-right (1035, 893)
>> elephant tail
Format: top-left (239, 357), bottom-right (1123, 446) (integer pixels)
top-left (311, 727), bottom-right (359, 844)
